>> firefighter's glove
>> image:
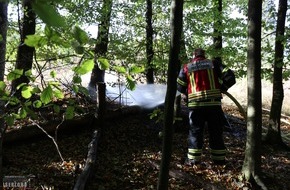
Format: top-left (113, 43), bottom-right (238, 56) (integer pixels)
top-left (221, 69), bottom-right (236, 92)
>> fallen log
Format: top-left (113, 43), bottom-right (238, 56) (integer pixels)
top-left (3, 114), bottom-right (94, 144)
top-left (73, 130), bottom-right (100, 190)
top-left (3, 105), bottom-right (142, 144)
top-left (73, 82), bottom-right (105, 190)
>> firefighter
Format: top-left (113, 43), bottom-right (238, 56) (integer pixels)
top-left (177, 48), bottom-right (236, 166)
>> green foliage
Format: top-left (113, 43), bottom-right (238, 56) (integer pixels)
top-left (112, 65), bottom-right (144, 90)
top-left (0, 81), bottom-right (6, 91)
top-left (40, 85), bottom-right (54, 105)
top-left (74, 59), bottom-right (94, 75)
top-left (65, 106), bottom-right (74, 119)
top-left (97, 57), bottom-right (110, 70)
top-left (7, 69), bottom-right (23, 81)
top-left (3, 0), bottom-right (290, 128)
top-left (73, 26), bottom-right (89, 45)
top-left (31, 0), bottom-right (66, 27)
top-left (149, 108), bottom-right (164, 124)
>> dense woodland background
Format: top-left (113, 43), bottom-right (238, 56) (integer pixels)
top-left (0, 0), bottom-right (289, 189)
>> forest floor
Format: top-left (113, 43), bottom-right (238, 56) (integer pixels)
top-left (2, 101), bottom-right (290, 190)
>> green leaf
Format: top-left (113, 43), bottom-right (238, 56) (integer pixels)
top-left (0, 81), bottom-right (6, 91)
top-left (72, 85), bottom-right (79, 93)
top-left (21, 85), bottom-right (33, 99)
top-left (19, 107), bottom-right (27, 119)
top-left (40, 85), bottom-right (53, 104)
top-left (24, 35), bottom-right (47, 48)
top-left (50, 70), bottom-right (56, 78)
top-left (32, 86), bottom-right (41, 94)
top-left (53, 89), bottom-right (64, 99)
top-left (129, 65), bottom-right (145, 74)
top-left (53, 104), bottom-right (60, 113)
top-left (44, 25), bottom-right (53, 38)
top-left (65, 106), bottom-right (75, 120)
top-left (5, 114), bottom-right (16, 126)
top-left (16, 83), bottom-right (26, 90)
top-left (7, 69), bottom-right (23, 81)
top-left (31, 1), bottom-right (66, 27)
top-left (74, 59), bottom-right (94, 75)
top-left (97, 57), bottom-right (110, 70)
top-left (24, 106), bottom-right (38, 119)
top-left (78, 86), bottom-right (89, 96)
top-left (33, 100), bottom-right (42, 108)
top-left (74, 46), bottom-right (85, 54)
top-left (7, 97), bottom-right (20, 106)
top-left (73, 25), bottom-right (89, 45)
top-left (73, 75), bottom-right (82, 83)
top-left (113, 66), bottom-right (126, 74)
top-left (24, 69), bottom-right (32, 77)
top-left (126, 75), bottom-right (136, 90)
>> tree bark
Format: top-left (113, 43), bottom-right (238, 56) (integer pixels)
top-left (264, 0), bottom-right (288, 149)
top-left (89, 0), bottom-right (112, 88)
top-left (242, 0), bottom-right (266, 189)
top-left (213, 0), bottom-right (222, 63)
top-left (174, 30), bottom-right (188, 120)
top-left (145, 0), bottom-right (154, 84)
top-left (157, 0), bottom-right (183, 189)
top-left (11, 0), bottom-right (36, 93)
top-left (0, 1), bottom-right (8, 188)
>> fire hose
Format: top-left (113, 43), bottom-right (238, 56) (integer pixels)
top-left (222, 91), bottom-right (247, 120)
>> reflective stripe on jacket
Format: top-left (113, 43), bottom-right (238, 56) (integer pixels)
top-left (177, 57), bottom-right (222, 108)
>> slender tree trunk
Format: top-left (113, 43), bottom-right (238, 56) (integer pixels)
top-left (0, 1), bottom-right (8, 188)
top-left (11, 0), bottom-right (35, 93)
top-left (264, 0), bottom-right (288, 149)
top-left (213, 0), bottom-right (222, 63)
top-left (145, 0), bottom-right (154, 84)
top-left (174, 31), bottom-right (188, 119)
top-left (242, 0), bottom-right (266, 189)
top-left (89, 0), bottom-right (112, 88)
top-left (157, 0), bottom-right (183, 189)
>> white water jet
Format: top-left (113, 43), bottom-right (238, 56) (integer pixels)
top-left (107, 83), bottom-right (174, 109)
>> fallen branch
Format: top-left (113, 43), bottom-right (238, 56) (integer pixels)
top-left (74, 83), bottom-right (105, 190)
top-left (73, 130), bottom-right (100, 190)
top-left (29, 119), bottom-right (64, 162)
top-left (4, 114), bottom-right (93, 143)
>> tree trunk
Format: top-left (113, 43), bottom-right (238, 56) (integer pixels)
top-left (11, 0), bottom-right (35, 93)
top-left (174, 31), bottom-right (188, 119)
top-left (264, 0), bottom-right (288, 149)
top-left (145, 0), bottom-right (154, 84)
top-left (213, 0), bottom-right (222, 63)
top-left (89, 0), bottom-right (112, 88)
top-left (242, 0), bottom-right (266, 189)
top-left (157, 0), bottom-right (183, 189)
top-left (0, 1), bottom-right (8, 188)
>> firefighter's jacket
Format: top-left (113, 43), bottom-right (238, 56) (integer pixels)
top-left (177, 56), bottom-right (235, 108)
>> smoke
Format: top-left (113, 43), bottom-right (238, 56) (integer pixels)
top-left (82, 72), bottom-right (180, 110)
top-left (107, 84), bottom-right (173, 110)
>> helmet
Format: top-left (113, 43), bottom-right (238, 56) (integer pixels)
top-left (194, 48), bottom-right (205, 57)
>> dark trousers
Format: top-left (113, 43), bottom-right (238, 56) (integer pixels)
top-left (187, 106), bottom-right (226, 161)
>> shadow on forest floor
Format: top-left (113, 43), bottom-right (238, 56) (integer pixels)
top-left (3, 104), bottom-right (290, 190)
